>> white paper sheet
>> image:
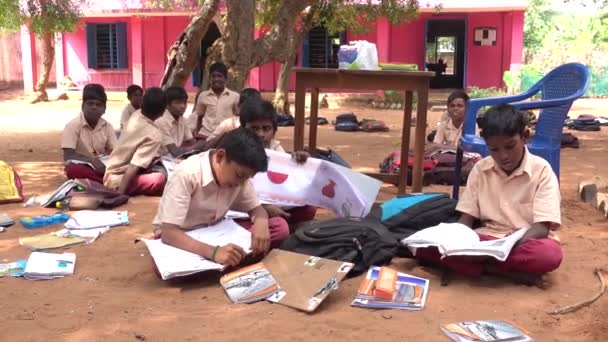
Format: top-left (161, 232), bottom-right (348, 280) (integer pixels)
top-left (253, 150), bottom-right (382, 217)
top-left (23, 252), bottom-right (76, 280)
top-left (64, 210), bottom-right (129, 230)
top-left (140, 219), bottom-right (252, 280)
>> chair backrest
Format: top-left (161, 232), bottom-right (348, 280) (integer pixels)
top-left (533, 63), bottom-right (590, 145)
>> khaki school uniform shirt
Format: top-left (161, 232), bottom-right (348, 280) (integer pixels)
top-left (433, 112), bottom-right (463, 147)
top-left (268, 139), bottom-right (285, 153)
top-left (153, 150), bottom-right (260, 230)
top-left (156, 110), bottom-right (194, 156)
top-left (190, 88), bottom-right (239, 137)
top-left (61, 113), bottom-right (117, 157)
top-left (103, 110), bottom-right (163, 189)
top-left (208, 116), bottom-right (240, 140)
top-left (456, 147), bottom-right (561, 239)
top-left (120, 103), bottom-right (137, 130)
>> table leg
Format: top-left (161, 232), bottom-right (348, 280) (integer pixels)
top-left (294, 81), bottom-right (306, 151)
top-left (308, 87), bottom-right (319, 152)
top-left (398, 91), bottom-right (414, 195)
top-left (411, 86), bottom-right (429, 192)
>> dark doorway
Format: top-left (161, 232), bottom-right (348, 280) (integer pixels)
top-left (425, 20), bottom-right (466, 89)
top-left (192, 22), bottom-right (222, 87)
top-left (303, 26), bottom-right (346, 68)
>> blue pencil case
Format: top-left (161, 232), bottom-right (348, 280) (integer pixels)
top-left (19, 212), bottom-right (70, 229)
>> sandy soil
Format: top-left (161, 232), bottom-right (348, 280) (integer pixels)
top-left (1, 92), bottom-right (608, 341)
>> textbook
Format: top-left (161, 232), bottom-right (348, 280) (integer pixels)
top-left (23, 252), bottom-right (76, 280)
top-left (351, 266), bottom-right (430, 310)
top-left (220, 262), bottom-right (280, 304)
top-left (440, 320), bottom-right (533, 342)
top-left (401, 223), bottom-right (528, 262)
top-left (139, 219), bottom-right (252, 280)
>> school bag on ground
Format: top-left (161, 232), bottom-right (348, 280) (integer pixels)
top-left (366, 193), bottom-right (459, 255)
top-left (277, 114), bottom-right (295, 127)
top-left (333, 112), bottom-right (360, 131)
top-left (279, 217), bottom-right (399, 276)
top-left (378, 151), bottom-right (436, 186)
top-left (0, 161), bottom-right (24, 204)
top-left (359, 119), bottom-right (389, 132)
top-left (426, 148), bottom-right (480, 185)
top-left (312, 148), bottom-right (351, 168)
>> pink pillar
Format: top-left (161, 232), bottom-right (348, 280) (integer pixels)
top-left (54, 33), bottom-right (65, 83)
top-left (376, 17), bottom-right (391, 63)
top-left (509, 11), bottom-right (525, 72)
top-left (131, 16), bottom-right (144, 87)
top-left (20, 26), bottom-right (37, 92)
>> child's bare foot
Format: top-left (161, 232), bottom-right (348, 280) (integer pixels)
top-left (152, 228), bottom-right (162, 239)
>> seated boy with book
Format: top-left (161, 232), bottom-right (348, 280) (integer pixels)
top-left (156, 86), bottom-right (196, 157)
top-left (103, 87), bottom-right (168, 196)
top-left (62, 84), bottom-right (117, 183)
top-left (416, 104), bottom-right (562, 285)
top-left (153, 128), bottom-right (289, 266)
top-left (120, 84), bottom-right (143, 130)
top-left (207, 88), bottom-right (261, 140)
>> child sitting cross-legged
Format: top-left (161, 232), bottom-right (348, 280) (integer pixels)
top-left (416, 104), bottom-right (562, 286)
top-left (120, 84), bottom-right (143, 131)
top-left (156, 86), bottom-right (196, 158)
top-left (239, 98), bottom-right (317, 226)
top-left (153, 127), bottom-right (290, 266)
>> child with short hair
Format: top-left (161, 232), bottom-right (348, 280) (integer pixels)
top-left (153, 127), bottom-right (289, 265)
top-left (104, 87), bottom-right (168, 196)
top-left (433, 90), bottom-right (469, 147)
top-left (207, 87), bottom-right (261, 140)
top-left (417, 104), bottom-right (562, 285)
top-left (239, 98), bottom-right (317, 225)
top-left (156, 86), bottom-right (196, 157)
top-left (190, 62), bottom-right (239, 140)
top-left (120, 84), bottom-right (144, 130)
top-left (62, 83), bottom-right (116, 183)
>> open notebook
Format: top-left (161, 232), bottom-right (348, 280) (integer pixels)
top-left (139, 219), bottom-right (252, 280)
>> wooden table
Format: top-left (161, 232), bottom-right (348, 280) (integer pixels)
top-left (293, 68), bottom-right (435, 194)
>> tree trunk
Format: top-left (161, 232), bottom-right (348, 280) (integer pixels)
top-left (161, 0), bottom-right (221, 88)
top-left (220, 0), bottom-right (256, 92)
top-left (273, 11), bottom-right (315, 114)
top-left (32, 29), bottom-right (54, 103)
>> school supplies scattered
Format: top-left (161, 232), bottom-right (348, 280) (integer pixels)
top-left (401, 223), bottom-right (528, 262)
top-left (0, 260), bottom-right (27, 277)
top-left (19, 227), bottom-right (109, 250)
top-left (351, 266), bottom-right (430, 310)
top-left (0, 213), bottom-right (15, 227)
top-left (220, 263), bottom-right (280, 304)
top-left (23, 252), bottom-right (76, 280)
top-left (0, 160), bottom-right (24, 204)
top-left (263, 249), bottom-right (353, 312)
top-left (253, 150), bottom-right (381, 218)
top-left (140, 219), bottom-right (251, 280)
top-left (440, 320), bottom-right (533, 342)
top-left (64, 210), bottom-right (129, 229)
top-left (19, 212), bottom-right (71, 229)
top-left (25, 180), bottom-right (81, 207)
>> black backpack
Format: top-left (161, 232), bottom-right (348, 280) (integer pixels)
top-left (277, 114), bottom-right (295, 127)
top-left (333, 112), bottom-right (360, 131)
top-left (312, 148), bottom-right (351, 168)
top-left (280, 217), bottom-right (399, 276)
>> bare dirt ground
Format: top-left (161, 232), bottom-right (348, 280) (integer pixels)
top-left (1, 90), bottom-right (608, 341)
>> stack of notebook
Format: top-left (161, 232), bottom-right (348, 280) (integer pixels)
top-left (23, 252), bottom-right (76, 280)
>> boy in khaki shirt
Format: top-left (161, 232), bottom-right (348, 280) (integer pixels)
top-left (104, 87), bottom-right (167, 196)
top-left (208, 88), bottom-right (261, 140)
top-left (62, 84), bottom-right (116, 183)
top-left (417, 104), bottom-right (562, 286)
top-left (120, 84), bottom-right (143, 130)
top-left (156, 86), bottom-right (195, 157)
top-left (153, 128), bottom-right (289, 266)
top-left (433, 91), bottom-right (469, 147)
top-left (189, 62), bottom-right (239, 140)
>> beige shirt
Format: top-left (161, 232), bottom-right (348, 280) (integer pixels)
top-left (61, 113), bottom-right (116, 157)
top-left (103, 110), bottom-right (163, 189)
top-left (433, 112), bottom-right (463, 147)
top-left (156, 110), bottom-right (194, 156)
top-left (268, 139), bottom-right (285, 153)
top-left (208, 116), bottom-right (240, 140)
top-left (120, 103), bottom-right (137, 130)
top-left (456, 147), bottom-right (561, 239)
top-left (189, 88), bottom-right (239, 137)
top-left (153, 150), bottom-right (260, 230)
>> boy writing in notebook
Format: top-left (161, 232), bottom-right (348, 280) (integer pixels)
top-left (207, 88), bottom-right (261, 140)
top-left (120, 84), bottom-right (143, 130)
top-left (156, 86), bottom-right (196, 157)
top-left (104, 87), bottom-right (167, 196)
top-left (153, 128), bottom-right (289, 266)
top-left (416, 104), bottom-right (562, 285)
top-left (62, 83), bottom-right (116, 183)
top-left (240, 98), bottom-right (317, 225)
top-left (190, 62), bottom-right (239, 140)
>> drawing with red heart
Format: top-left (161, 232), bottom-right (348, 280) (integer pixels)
top-left (267, 170), bottom-right (289, 184)
top-left (322, 179), bottom-right (337, 198)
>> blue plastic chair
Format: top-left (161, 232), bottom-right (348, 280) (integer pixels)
top-left (452, 63), bottom-right (590, 199)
